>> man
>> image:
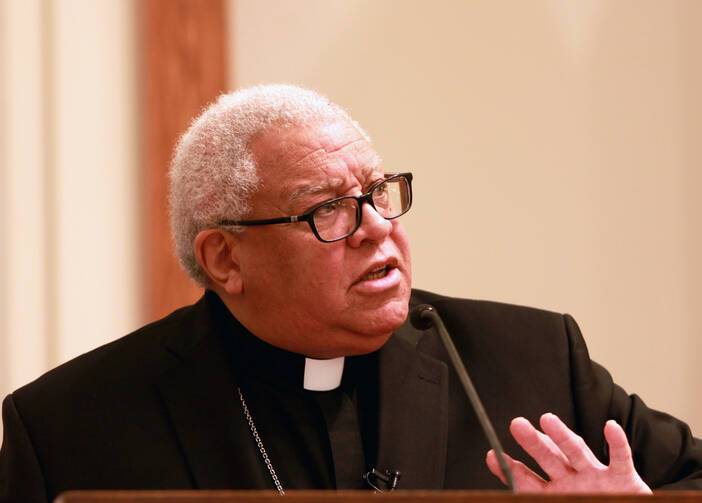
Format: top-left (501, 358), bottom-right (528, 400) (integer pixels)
top-left (1, 84), bottom-right (701, 502)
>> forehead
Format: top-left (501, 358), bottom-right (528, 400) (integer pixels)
top-left (250, 121), bottom-right (383, 201)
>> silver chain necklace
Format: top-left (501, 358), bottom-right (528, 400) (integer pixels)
top-left (237, 386), bottom-right (398, 494)
top-left (237, 387), bottom-right (286, 495)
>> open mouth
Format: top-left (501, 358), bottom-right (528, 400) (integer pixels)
top-left (361, 265), bottom-right (391, 281)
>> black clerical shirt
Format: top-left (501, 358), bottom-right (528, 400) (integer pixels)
top-left (227, 322), bottom-right (379, 490)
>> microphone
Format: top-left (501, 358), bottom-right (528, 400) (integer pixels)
top-left (410, 304), bottom-right (518, 493)
top-left (363, 468), bottom-right (401, 492)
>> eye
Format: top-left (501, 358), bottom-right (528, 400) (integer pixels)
top-left (373, 180), bottom-right (390, 197)
top-left (315, 199), bottom-right (343, 216)
top-left (367, 178), bottom-right (386, 191)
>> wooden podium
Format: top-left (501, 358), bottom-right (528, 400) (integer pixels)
top-left (54, 490), bottom-right (702, 503)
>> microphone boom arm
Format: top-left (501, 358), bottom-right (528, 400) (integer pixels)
top-left (412, 304), bottom-right (518, 493)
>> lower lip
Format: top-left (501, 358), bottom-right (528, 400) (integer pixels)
top-left (353, 267), bottom-right (402, 294)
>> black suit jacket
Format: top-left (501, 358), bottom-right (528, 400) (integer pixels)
top-left (1, 289), bottom-right (701, 502)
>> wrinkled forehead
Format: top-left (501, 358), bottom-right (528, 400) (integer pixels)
top-left (251, 120), bottom-right (383, 200)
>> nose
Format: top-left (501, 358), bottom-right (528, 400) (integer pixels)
top-left (346, 201), bottom-right (392, 248)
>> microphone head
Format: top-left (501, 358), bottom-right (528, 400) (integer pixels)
top-left (409, 304), bottom-right (436, 330)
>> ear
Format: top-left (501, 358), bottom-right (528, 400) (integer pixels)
top-left (194, 229), bottom-right (243, 295)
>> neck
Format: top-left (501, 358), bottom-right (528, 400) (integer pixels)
top-left (216, 291), bottom-right (391, 358)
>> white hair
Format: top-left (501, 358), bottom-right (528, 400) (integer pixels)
top-left (168, 83), bottom-right (368, 286)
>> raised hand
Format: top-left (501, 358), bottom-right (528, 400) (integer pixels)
top-left (486, 412), bottom-right (652, 494)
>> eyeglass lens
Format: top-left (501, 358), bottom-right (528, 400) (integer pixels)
top-left (312, 176), bottom-right (411, 241)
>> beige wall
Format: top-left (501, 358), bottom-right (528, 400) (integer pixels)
top-left (0, 0), bottom-right (140, 437)
top-left (231, 0), bottom-right (702, 432)
top-left (0, 0), bottom-right (699, 444)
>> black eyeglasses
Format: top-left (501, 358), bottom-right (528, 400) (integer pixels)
top-left (218, 172), bottom-right (413, 243)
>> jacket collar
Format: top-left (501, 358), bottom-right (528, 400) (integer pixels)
top-left (155, 291), bottom-right (271, 488)
top-left (155, 291), bottom-right (449, 489)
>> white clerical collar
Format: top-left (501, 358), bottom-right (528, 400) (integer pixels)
top-left (303, 356), bottom-right (345, 391)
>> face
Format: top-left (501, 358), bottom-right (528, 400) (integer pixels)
top-left (229, 120), bottom-right (412, 358)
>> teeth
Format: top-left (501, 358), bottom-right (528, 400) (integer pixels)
top-left (362, 266), bottom-right (388, 281)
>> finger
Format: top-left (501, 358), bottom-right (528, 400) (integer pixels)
top-left (486, 449), bottom-right (546, 492)
top-left (485, 449), bottom-right (507, 485)
top-left (539, 412), bottom-right (603, 471)
top-left (603, 420), bottom-right (635, 475)
top-left (509, 416), bottom-right (571, 480)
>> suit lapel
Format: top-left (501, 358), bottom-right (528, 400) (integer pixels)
top-left (375, 325), bottom-right (449, 489)
top-left (154, 294), bottom-right (270, 489)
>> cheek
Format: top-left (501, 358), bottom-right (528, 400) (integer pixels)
top-left (392, 224), bottom-right (412, 265)
top-left (296, 247), bottom-right (349, 295)
top-left (240, 234), bottom-right (295, 289)
top-left (256, 234), bottom-right (349, 295)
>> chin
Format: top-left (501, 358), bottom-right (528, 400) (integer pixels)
top-left (316, 303), bottom-right (408, 358)
top-left (354, 298), bottom-right (409, 339)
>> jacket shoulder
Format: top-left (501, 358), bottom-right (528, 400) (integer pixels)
top-left (409, 288), bottom-right (575, 392)
top-left (11, 296), bottom-right (208, 408)
top-left (410, 288), bottom-right (567, 333)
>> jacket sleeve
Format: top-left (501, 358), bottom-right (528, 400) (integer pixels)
top-left (0, 394), bottom-right (48, 503)
top-left (564, 313), bottom-right (702, 490)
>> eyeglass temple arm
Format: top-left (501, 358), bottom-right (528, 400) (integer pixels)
top-left (219, 216), bottom-right (298, 227)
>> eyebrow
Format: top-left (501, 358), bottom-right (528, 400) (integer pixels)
top-left (287, 164), bottom-right (381, 203)
top-left (289, 179), bottom-right (345, 202)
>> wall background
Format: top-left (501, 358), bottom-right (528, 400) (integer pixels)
top-left (0, 0), bottom-right (139, 443)
top-left (230, 0), bottom-right (702, 433)
top-left (1, 0), bottom-right (700, 443)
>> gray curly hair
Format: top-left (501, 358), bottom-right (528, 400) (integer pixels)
top-left (168, 84), bottom-right (367, 286)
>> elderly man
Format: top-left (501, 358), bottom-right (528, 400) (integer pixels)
top-left (1, 85), bottom-right (701, 502)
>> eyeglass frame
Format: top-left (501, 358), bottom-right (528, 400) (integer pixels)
top-left (217, 172), bottom-right (413, 243)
